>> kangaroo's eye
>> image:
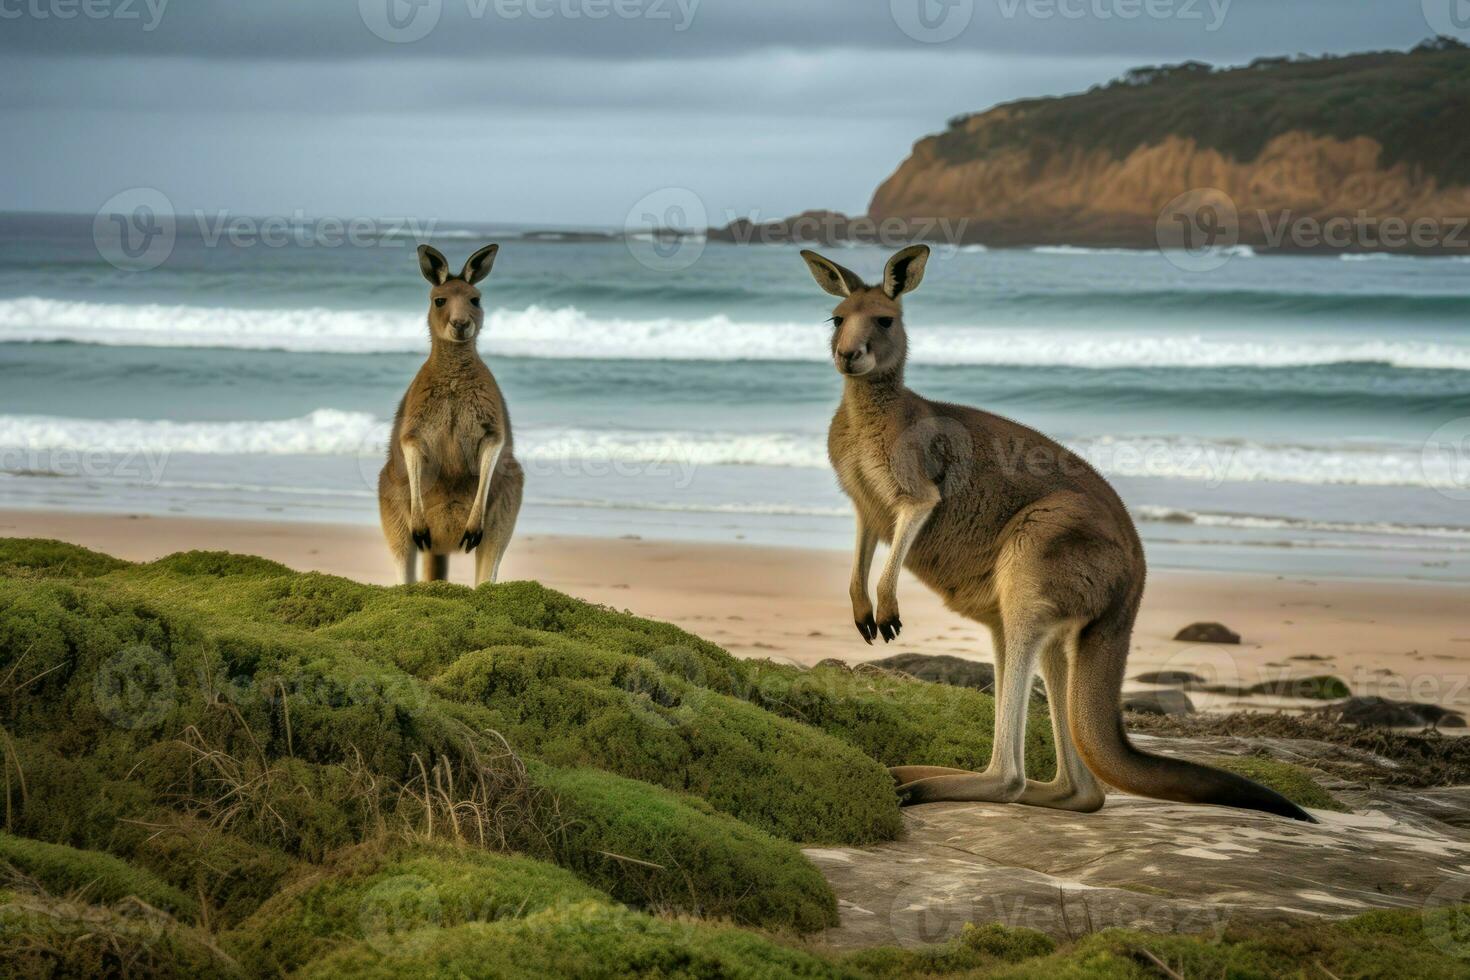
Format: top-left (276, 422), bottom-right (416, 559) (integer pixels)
top-left (876, 317), bottom-right (894, 330)
top-left (831, 316), bottom-right (844, 328)
top-left (470, 297), bottom-right (480, 307)
top-left (434, 297), bottom-right (446, 308)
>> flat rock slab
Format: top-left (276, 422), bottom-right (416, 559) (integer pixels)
top-left (806, 784), bottom-right (1470, 949)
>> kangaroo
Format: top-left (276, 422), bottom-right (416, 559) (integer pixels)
top-left (378, 244), bottom-right (523, 586)
top-left (801, 244), bottom-right (1313, 822)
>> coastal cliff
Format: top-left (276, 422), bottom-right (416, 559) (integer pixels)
top-left (843, 40), bottom-right (1470, 252)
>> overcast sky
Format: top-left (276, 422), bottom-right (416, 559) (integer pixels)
top-left (0, 0), bottom-right (1445, 225)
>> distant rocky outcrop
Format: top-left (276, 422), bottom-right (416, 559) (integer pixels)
top-left (1173, 622), bottom-right (1241, 644)
top-left (1325, 696), bottom-right (1467, 730)
top-left (1122, 689), bottom-right (1195, 715)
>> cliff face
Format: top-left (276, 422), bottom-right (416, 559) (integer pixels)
top-left (866, 43), bottom-right (1470, 252)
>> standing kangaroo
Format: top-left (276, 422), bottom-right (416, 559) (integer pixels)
top-left (801, 245), bottom-right (1312, 822)
top-left (378, 244), bottom-right (523, 586)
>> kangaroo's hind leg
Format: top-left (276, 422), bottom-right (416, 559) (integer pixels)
top-left (474, 462), bottom-right (522, 586)
top-left (888, 620), bottom-right (1005, 787)
top-left (384, 513), bottom-right (417, 585)
top-left (394, 543), bottom-right (417, 585)
top-left (896, 618), bottom-right (1053, 805)
top-left (1016, 628), bottom-right (1105, 812)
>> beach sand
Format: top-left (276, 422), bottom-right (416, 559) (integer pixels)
top-left (4, 508), bottom-right (1466, 715)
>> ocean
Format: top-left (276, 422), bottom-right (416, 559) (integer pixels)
top-left (2, 212), bottom-right (1468, 581)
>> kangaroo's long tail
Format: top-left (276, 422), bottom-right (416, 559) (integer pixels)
top-left (1067, 608), bottom-right (1316, 823)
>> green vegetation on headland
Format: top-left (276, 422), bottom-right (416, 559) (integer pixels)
top-left (2, 538), bottom-right (1453, 978)
top-left (932, 38), bottom-right (1470, 188)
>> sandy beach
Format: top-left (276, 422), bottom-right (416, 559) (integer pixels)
top-left (5, 507), bottom-right (1466, 716)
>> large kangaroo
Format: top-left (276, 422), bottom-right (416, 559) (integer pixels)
top-left (801, 245), bottom-right (1312, 822)
top-left (378, 244), bottom-right (523, 586)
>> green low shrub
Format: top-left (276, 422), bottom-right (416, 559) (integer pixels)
top-left (225, 843), bottom-right (611, 975)
top-left (539, 765), bottom-right (836, 933)
top-left (296, 901), bottom-right (847, 980)
top-left (0, 832), bottom-right (195, 918)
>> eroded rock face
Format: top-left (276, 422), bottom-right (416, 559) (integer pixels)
top-left (805, 734), bottom-right (1470, 948)
top-left (867, 129), bottom-right (1470, 251)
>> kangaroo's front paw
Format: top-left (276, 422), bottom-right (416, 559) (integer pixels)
top-left (459, 525), bottom-right (484, 553)
top-left (411, 525), bottom-right (432, 551)
top-left (875, 597), bottom-right (902, 642)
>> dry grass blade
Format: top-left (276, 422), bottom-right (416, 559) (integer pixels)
top-left (1133, 945), bottom-right (1186, 980)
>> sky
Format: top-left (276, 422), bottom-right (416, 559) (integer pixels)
top-left (0, 0), bottom-right (1449, 226)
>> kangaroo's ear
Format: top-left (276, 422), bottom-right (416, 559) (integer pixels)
top-left (418, 244), bottom-right (450, 286)
top-left (461, 243), bottom-right (499, 285)
top-left (800, 249), bottom-right (864, 297)
top-left (883, 244), bottom-right (930, 298)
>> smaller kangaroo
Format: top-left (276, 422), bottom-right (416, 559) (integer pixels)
top-left (802, 244), bottom-right (1312, 822)
top-left (378, 244), bottom-right (523, 586)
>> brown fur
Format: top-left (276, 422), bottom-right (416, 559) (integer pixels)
top-left (803, 245), bottom-right (1313, 822)
top-left (378, 244), bottom-right (523, 586)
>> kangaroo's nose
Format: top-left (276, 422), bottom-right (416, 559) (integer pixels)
top-left (837, 344), bottom-right (868, 365)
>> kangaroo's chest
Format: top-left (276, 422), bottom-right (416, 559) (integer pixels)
top-left (410, 373), bottom-right (503, 474)
top-left (828, 414), bottom-right (903, 538)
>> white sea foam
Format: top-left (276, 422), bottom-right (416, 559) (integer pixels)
top-left (3, 297), bottom-right (1469, 369)
top-left (1, 411), bottom-right (1462, 491)
top-left (0, 409), bottom-right (384, 456)
top-left (1134, 506), bottom-right (1470, 543)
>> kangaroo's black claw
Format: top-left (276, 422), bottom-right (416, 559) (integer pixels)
top-left (460, 529), bottom-right (483, 553)
top-left (878, 616), bottom-right (901, 643)
top-left (855, 614), bottom-right (877, 644)
top-left (411, 528), bottom-right (432, 551)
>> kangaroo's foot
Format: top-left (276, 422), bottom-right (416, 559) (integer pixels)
top-left (459, 525), bottom-right (483, 552)
top-left (888, 765), bottom-right (973, 785)
top-left (411, 524), bottom-right (432, 551)
top-left (1017, 778), bottom-right (1105, 813)
top-left (895, 770), bottom-right (1025, 806)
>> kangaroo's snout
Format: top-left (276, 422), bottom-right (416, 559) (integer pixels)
top-left (450, 318), bottom-right (474, 341)
top-left (836, 343), bottom-right (871, 374)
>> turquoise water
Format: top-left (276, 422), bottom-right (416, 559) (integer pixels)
top-left (1, 213), bottom-right (1468, 580)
